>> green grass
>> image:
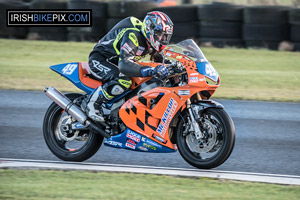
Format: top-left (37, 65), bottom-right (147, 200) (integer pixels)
top-left (0, 169), bottom-right (299, 200)
top-left (0, 38), bottom-right (299, 102)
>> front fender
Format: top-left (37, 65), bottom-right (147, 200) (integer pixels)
top-left (194, 100), bottom-right (224, 109)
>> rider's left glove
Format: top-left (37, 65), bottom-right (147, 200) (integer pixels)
top-left (140, 65), bottom-right (169, 79)
top-left (153, 65), bottom-right (169, 79)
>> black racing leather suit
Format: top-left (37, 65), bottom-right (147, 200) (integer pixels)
top-left (88, 16), bottom-right (162, 99)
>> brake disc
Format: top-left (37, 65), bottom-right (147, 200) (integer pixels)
top-left (55, 114), bottom-right (78, 142)
top-left (185, 118), bottom-right (217, 153)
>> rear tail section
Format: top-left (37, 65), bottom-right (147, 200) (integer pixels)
top-left (50, 62), bottom-right (102, 94)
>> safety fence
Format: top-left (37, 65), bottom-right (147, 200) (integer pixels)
top-left (1, 0), bottom-right (299, 51)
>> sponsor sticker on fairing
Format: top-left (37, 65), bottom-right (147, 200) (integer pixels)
top-left (178, 90), bottom-right (190, 96)
top-left (141, 137), bottom-right (162, 149)
top-left (126, 130), bottom-right (141, 143)
top-left (189, 77), bottom-right (198, 83)
top-left (105, 140), bottom-right (122, 148)
top-left (152, 134), bottom-right (167, 144)
top-left (157, 98), bottom-right (178, 137)
top-left (143, 143), bottom-right (156, 151)
top-left (138, 146), bottom-right (148, 151)
top-left (125, 139), bottom-right (136, 149)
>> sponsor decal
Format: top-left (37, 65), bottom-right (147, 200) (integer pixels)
top-left (62, 63), bottom-right (77, 75)
top-left (129, 32), bottom-right (139, 46)
top-left (134, 55), bottom-right (145, 61)
top-left (125, 139), bottom-right (136, 149)
top-left (152, 134), bottom-right (167, 144)
top-left (190, 73), bottom-right (198, 76)
top-left (92, 60), bottom-right (111, 74)
top-left (121, 43), bottom-right (132, 54)
top-left (105, 140), bottom-right (122, 148)
top-left (157, 98), bottom-right (178, 137)
top-left (126, 130), bottom-right (141, 143)
top-left (184, 56), bottom-right (190, 61)
top-left (136, 46), bottom-right (145, 56)
top-left (189, 77), bottom-right (198, 83)
top-left (199, 78), bottom-right (205, 82)
top-left (138, 146), bottom-right (148, 151)
top-left (141, 137), bottom-right (162, 149)
top-left (178, 90), bottom-right (190, 96)
top-left (166, 52), bottom-right (172, 57)
top-left (176, 56), bottom-right (182, 59)
top-left (143, 143), bottom-right (156, 151)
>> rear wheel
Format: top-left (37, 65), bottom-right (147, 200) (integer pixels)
top-left (43, 93), bottom-right (103, 162)
top-left (177, 108), bottom-right (235, 169)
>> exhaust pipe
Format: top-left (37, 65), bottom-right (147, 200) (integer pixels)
top-left (44, 86), bottom-right (110, 138)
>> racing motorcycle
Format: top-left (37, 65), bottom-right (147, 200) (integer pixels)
top-left (43, 39), bottom-right (235, 169)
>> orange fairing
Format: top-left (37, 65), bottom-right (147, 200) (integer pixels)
top-left (119, 86), bottom-right (199, 150)
top-left (78, 62), bottom-right (102, 89)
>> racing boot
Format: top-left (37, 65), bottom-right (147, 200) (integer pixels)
top-left (86, 86), bottom-right (111, 122)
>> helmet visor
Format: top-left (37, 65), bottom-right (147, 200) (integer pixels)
top-left (154, 30), bottom-right (172, 45)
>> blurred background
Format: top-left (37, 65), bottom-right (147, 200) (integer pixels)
top-left (1, 0), bottom-right (300, 51)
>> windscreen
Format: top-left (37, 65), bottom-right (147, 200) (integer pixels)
top-left (167, 39), bottom-right (207, 62)
top-left (167, 39), bottom-right (219, 83)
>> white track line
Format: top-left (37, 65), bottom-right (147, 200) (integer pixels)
top-left (1, 158), bottom-right (299, 185)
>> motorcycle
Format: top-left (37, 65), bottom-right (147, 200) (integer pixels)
top-left (43, 39), bottom-right (235, 169)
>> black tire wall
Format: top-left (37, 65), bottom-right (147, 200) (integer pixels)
top-left (289, 8), bottom-right (300, 51)
top-left (243, 6), bottom-right (290, 50)
top-left (0, 0), bottom-right (29, 39)
top-left (67, 0), bottom-right (108, 42)
top-left (28, 0), bottom-right (67, 41)
top-left (154, 5), bottom-right (199, 43)
top-left (198, 2), bottom-right (244, 48)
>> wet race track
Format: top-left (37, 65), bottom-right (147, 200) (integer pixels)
top-left (0, 90), bottom-right (299, 176)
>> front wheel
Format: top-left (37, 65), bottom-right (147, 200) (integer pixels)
top-left (176, 108), bottom-right (235, 169)
top-left (43, 93), bottom-right (103, 162)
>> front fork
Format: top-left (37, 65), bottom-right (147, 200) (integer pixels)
top-left (186, 97), bottom-right (204, 140)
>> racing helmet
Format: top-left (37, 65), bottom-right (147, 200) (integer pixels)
top-left (142, 11), bottom-right (174, 52)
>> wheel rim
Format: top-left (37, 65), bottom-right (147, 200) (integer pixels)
top-left (50, 107), bottom-right (91, 153)
top-left (183, 111), bottom-right (225, 161)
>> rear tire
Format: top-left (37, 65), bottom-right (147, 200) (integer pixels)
top-left (176, 108), bottom-right (235, 169)
top-left (43, 93), bottom-right (103, 162)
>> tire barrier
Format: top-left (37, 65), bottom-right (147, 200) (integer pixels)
top-left (1, 1), bottom-right (299, 51)
top-left (289, 8), bottom-right (300, 51)
top-left (105, 1), bottom-right (157, 41)
top-left (0, 0), bottom-right (29, 39)
top-left (108, 1), bottom-right (157, 19)
top-left (67, 0), bottom-right (108, 42)
top-left (198, 38), bottom-right (244, 48)
top-left (27, 0), bottom-right (68, 41)
top-left (243, 6), bottom-right (290, 50)
top-left (106, 18), bottom-right (123, 32)
top-left (197, 2), bottom-right (243, 22)
top-left (198, 2), bottom-right (244, 48)
top-left (154, 5), bottom-right (199, 43)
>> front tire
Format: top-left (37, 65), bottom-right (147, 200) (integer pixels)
top-left (176, 108), bottom-right (235, 169)
top-left (43, 93), bottom-right (103, 162)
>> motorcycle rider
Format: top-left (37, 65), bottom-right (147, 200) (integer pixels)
top-left (86, 11), bottom-right (174, 122)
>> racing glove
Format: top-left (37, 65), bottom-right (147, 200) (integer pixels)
top-left (154, 65), bottom-right (169, 79)
top-left (140, 65), bottom-right (169, 79)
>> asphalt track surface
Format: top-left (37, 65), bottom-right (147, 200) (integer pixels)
top-left (0, 90), bottom-right (299, 176)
